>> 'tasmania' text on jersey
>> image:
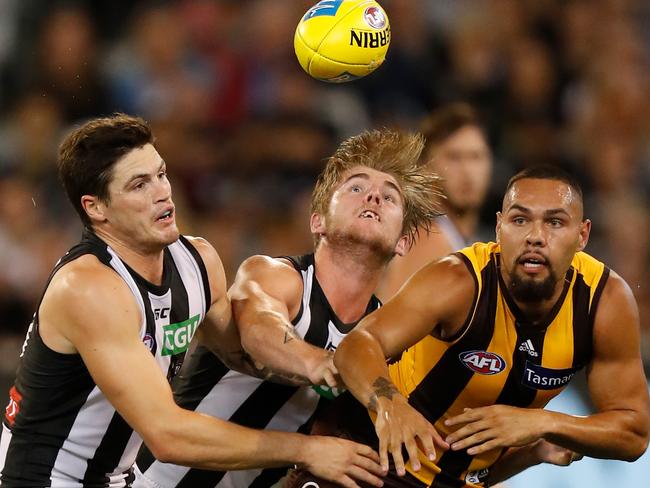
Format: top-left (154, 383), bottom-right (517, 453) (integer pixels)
top-left (134, 254), bottom-right (381, 488)
top-left (0, 229), bottom-right (210, 487)
top-left (388, 242), bottom-right (609, 487)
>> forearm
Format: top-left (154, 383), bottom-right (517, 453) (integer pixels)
top-left (239, 310), bottom-right (327, 385)
top-left (335, 329), bottom-right (399, 409)
top-left (487, 446), bottom-right (540, 485)
top-left (150, 408), bottom-right (309, 470)
top-left (543, 409), bottom-right (648, 461)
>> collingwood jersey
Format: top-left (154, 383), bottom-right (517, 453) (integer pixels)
top-left (388, 242), bottom-right (609, 487)
top-left (0, 229), bottom-right (210, 487)
top-left (135, 253), bottom-right (381, 488)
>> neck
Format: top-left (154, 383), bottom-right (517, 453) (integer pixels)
top-left (92, 228), bottom-right (166, 285)
top-left (313, 241), bottom-right (387, 323)
top-left (443, 203), bottom-right (480, 240)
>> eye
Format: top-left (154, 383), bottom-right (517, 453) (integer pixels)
top-left (351, 185), bottom-right (362, 193)
top-left (513, 216), bottom-right (527, 225)
top-left (134, 181), bottom-right (146, 190)
top-left (383, 194), bottom-right (394, 203)
top-left (158, 170), bottom-right (167, 180)
top-left (549, 218), bottom-right (563, 227)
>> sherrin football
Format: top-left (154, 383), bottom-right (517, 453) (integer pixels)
top-left (294, 0), bottom-right (390, 83)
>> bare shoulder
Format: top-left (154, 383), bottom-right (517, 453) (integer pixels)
top-left (40, 255), bottom-right (140, 352)
top-left (183, 235), bottom-right (226, 302)
top-left (183, 235), bottom-right (222, 271)
top-left (593, 269), bottom-right (640, 337)
top-left (231, 255), bottom-right (303, 307)
top-left (411, 253), bottom-right (475, 293)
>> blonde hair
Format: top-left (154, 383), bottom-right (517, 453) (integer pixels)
top-left (311, 128), bottom-right (443, 247)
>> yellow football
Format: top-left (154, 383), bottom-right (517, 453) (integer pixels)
top-left (294, 0), bottom-right (390, 83)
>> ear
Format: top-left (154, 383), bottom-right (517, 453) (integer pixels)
top-left (577, 219), bottom-right (591, 252)
top-left (495, 211), bottom-right (503, 243)
top-left (310, 212), bottom-right (326, 236)
top-left (393, 235), bottom-right (409, 257)
top-left (81, 195), bottom-right (108, 224)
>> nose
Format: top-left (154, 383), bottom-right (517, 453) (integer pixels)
top-left (526, 220), bottom-right (546, 247)
top-left (365, 186), bottom-right (381, 205)
top-left (154, 176), bottom-right (172, 203)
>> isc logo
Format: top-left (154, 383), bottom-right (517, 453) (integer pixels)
top-left (459, 351), bottom-right (506, 375)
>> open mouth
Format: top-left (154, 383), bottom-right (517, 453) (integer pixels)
top-left (518, 253), bottom-right (547, 271)
top-left (156, 208), bottom-right (174, 222)
top-left (359, 209), bottom-right (380, 222)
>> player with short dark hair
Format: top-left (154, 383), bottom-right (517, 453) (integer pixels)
top-left (0, 114), bottom-right (386, 488)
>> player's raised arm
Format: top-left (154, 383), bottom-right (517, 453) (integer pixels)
top-left (228, 255), bottom-right (338, 386)
top-left (334, 255), bottom-right (475, 474)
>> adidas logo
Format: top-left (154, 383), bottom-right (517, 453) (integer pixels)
top-left (518, 339), bottom-right (539, 357)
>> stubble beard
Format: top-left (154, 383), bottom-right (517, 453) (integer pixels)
top-left (508, 265), bottom-right (558, 303)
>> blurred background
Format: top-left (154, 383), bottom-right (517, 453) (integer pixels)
top-left (0, 0), bottom-right (648, 485)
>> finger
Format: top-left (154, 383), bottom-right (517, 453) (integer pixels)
top-left (416, 432), bottom-right (437, 462)
top-left (347, 464), bottom-right (384, 487)
top-left (430, 427), bottom-right (449, 451)
top-left (445, 420), bottom-right (488, 445)
top-left (323, 369), bottom-right (338, 388)
top-left (451, 429), bottom-right (494, 452)
top-left (404, 437), bottom-right (421, 471)
top-left (466, 437), bottom-right (502, 456)
top-left (390, 442), bottom-right (407, 476)
top-left (337, 474), bottom-right (360, 488)
top-left (445, 409), bottom-right (481, 427)
top-left (356, 444), bottom-right (381, 465)
top-left (377, 430), bottom-right (390, 473)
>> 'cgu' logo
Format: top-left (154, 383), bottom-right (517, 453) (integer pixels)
top-left (459, 351), bottom-right (507, 375)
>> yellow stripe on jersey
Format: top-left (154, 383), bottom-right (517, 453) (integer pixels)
top-left (387, 242), bottom-right (608, 486)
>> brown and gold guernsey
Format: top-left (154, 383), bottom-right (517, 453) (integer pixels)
top-left (388, 242), bottom-right (610, 487)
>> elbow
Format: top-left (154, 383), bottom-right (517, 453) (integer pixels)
top-left (623, 433), bottom-right (649, 462)
top-left (145, 432), bottom-right (183, 464)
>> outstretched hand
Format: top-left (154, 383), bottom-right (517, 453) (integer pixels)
top-left (445, 405), bottom-right (548, 456)
top-left (303, 436), bottom-right (385, 488)
top-left (370, 378), bottom-right (448, 476)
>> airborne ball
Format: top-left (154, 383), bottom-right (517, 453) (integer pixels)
top-left (294, 0), bottom-right (391, 83)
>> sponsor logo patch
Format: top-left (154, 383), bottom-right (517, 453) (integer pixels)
top-left (518, 339), bottom-right (538, 357)
top-left (303, 0), bottom-right (343, 20)
top-left (522, 361), bottom-right (578, 390)
top-left (143, 333), bottom-right (156, 352)
top-left (162, 314), bottom-right (200, 356)
top-left (363, 6), bottom-right (386, 29)
top-left (465, 468), bottom-right (490, 484)
top-left (459, 350), bottom-right (506, 375)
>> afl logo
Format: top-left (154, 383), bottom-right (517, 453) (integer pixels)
top-left (363, 6), bottom-right (386, 29)
top-left (459, 350), bottom-right (506, 375)
top-left (143, 333), bottom-right (156, 352)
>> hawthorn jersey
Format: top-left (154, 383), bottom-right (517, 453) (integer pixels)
top-left (0, 229), bottom-right (210, 487)
top-left (388, 242), bottom-right (609, 487)
top-left (134, 253), bottom-right (381, 488)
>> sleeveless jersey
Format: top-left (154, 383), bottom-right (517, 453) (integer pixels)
top-left (0, 229), bottom-right (210, 487)
top-left (135, 253), bottom-right (381, 488)
top-left (388, 242), bottom-right (609, 487)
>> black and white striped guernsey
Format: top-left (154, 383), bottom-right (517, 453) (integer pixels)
top-left (0, 229), bottom-right (211, 487)
top-left (134, 253), bottom-right (381, 488)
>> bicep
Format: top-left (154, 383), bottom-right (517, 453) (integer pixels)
top-left (361, 256), bottom-right (474, 358)
top-left (587, 274), bottom-right (649, 415)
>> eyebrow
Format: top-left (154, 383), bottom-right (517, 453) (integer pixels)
top-left (507, 204), bottom-right (570, 218)
top-left (124, 160), bottom-right (166, 187)
top-left (344, 172), bottom-right (402, 196)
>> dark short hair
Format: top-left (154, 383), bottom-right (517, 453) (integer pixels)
top-left (420, 103), bottom-right (484, 154)
top-left (57, 114), bottom-right (154, 226)
top-left (505, 165), bottom-right (584, 205)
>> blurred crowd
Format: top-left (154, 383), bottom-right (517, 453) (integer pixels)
top-left (0, 0), bottom-right (649, 409)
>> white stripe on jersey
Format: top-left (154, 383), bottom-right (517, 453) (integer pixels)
top-left (293, 264), bottom-right (314, 338)
top-left (107, 248), bottom-right (147, 335)
top-left (216, 386), bottom-right (321, 488)
top-left (51, 386), bottom-right (118, 482)
top-left (168, 241), bottom-right (208, 317)
top-left (0, 423), bottom-right (12, 477)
